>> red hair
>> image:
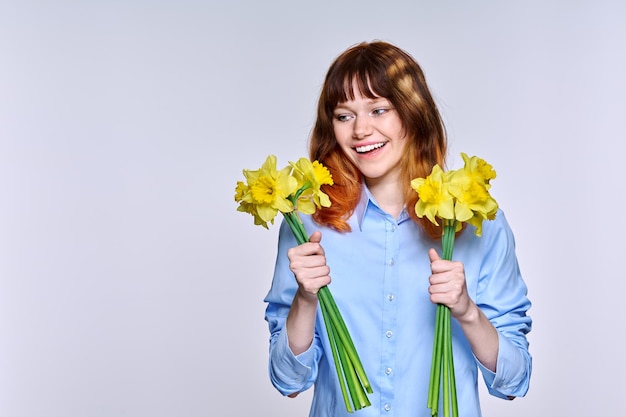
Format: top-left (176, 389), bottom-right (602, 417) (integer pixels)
top-left (309, 41), bottom-right (447, 240)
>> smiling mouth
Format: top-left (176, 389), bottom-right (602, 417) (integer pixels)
top-left (355, 142), bottom-right (386, 153)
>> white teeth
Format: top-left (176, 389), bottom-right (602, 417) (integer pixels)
top-left (355, 143), bottom-right (385, 153)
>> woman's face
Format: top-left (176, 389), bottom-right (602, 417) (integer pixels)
top-left (332, 84), bottom-right (407, 188)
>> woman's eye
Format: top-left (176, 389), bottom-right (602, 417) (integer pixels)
top-left (335, 114), bottom-right (352, 122)
top-left (371, 108), bottom-right (388, 116)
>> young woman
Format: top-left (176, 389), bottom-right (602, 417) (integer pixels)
top-left (264, 40), bottom-right (532, 417)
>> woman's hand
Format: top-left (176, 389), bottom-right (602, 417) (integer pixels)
top-left (285, 231), bottom-right (331, 355)
top-left (427, 248), bottom-right (473, 320)
top-left (428, 248), bottom-right (499, 371)
top-left (287, 231), bottom-right (332, 301)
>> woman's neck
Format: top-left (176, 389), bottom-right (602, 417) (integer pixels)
top-left (366, 178), bottom-right (404, 219)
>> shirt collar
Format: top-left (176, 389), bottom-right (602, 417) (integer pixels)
top-left (355, 185), bottom-right (410, 230)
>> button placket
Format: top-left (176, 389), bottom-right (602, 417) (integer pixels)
top-left (380, 218), bottom-right (399, 415)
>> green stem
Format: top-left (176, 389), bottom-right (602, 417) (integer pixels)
top-left (318, 287), bottom-right (373, 395)
top-left (442, 221), bottom-right (456, 261)
top-left (448, 313), bottom-right (458, 417)
top-left (427, 221), bottom-right (459, 417)
top-left (284, 211), bottom-right (308, 245)
top-left (443, 306), bottom-right (450, 417)
top-left (336, 324), bottom-right (366, 411)
top-left (320, 287), bottom-right (371, 411)
top-left (428, 304), bottom-right (444, 413)
top-left (281, 210), bottom-right (372, 412)
top-left (319, 297), bottom-right (353, 413)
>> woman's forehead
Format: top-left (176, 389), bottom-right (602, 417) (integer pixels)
top-left (339, 75), bottom-right (384, 102)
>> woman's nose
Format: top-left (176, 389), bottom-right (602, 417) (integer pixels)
top-left (353, 116), bottom-right (373, 139)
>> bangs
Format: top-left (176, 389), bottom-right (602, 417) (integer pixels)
top-left (324, 54), bottom-right (394, 108)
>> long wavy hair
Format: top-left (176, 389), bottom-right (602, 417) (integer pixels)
top-left (310, 41), bottom-right (447, 240)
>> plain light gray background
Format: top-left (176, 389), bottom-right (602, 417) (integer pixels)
top-left (1, 1), bottom-right (624, 416)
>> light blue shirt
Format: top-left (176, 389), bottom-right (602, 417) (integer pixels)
top-left (264, 187), bottom-right (532, 417)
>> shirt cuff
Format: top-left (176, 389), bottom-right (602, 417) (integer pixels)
top-left (270, 329), bottom-right (315, 394)
top-left (477, 332), bottom-right (530, 399)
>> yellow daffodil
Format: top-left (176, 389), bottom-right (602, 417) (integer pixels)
top-left (411, 153), bottom-right (499, 417)
top-left (234, 181), bottom-right (270, 228)
top-left (459, 152), bottom-right (496, 187)
top-left (448, 159), bottom-right (499, 237)
top-left (410, 165), bottom-right (455, 226)
top-left (238, 155), bottom-right (298, 225)
top-left (235, 154), bottom-right (371, 412)
top-left (290, 157), bottom-right (334, 214)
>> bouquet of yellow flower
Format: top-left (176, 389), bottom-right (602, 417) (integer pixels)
top-left (235, 155), bottom-right (373, 413)
top-left (410, 153), bottom-right (498, 417)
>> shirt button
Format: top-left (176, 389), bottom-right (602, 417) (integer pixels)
top-left (387, 293), bottom-right (395, 301)
top-left (389, 258), bottom-right (395, 266)
top-left (385, 367), bottom-right (392, 375)
top-left (384, 403), bottom-right (391, 411)
top-left (386, 330), bottom-right (393, 338)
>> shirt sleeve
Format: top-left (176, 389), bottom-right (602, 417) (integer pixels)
top-left (475, 211), bottom-right (533, 399)
top-left (263, 219), bottom-right (324, 396)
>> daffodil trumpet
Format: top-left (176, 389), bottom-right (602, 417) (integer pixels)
top-left (235, 155), bottom-right (372, 413)
top-left (411, 153), bottom-right (498, 417)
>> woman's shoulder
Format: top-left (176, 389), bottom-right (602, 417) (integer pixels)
top-left (476, 208), bottom-right (518, 250)
top-left (487, 208), bottom-right (514, 232)
top-left (456, 208), bottom-right (516, 247)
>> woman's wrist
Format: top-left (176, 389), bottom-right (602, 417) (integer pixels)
top-left (454, 301), bottom-right (481, 326)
